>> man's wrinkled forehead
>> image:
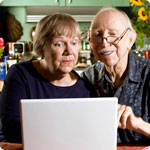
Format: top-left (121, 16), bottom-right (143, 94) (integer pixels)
top-left (91, 9), bottom-right (128, 31)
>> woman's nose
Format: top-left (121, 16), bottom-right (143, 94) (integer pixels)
top-left (63, 43), bottom-right (73, 55)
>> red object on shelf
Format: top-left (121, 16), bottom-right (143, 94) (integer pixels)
top-left (144, 50), bottom-right (150, 59)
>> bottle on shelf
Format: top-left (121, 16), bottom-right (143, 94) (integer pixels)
top-left (0, 62), bottom-right (6, 81)
top-left (82, 41), bottom-right (86, 50)
top-left (0, 62), bottom-right (6, 92)
top-left (3, 56), bottom-right (8, 72)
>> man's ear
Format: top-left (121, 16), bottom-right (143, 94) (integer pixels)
top-left (128, 30), bottom-right (137, 50)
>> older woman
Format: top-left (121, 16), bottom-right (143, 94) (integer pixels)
top-left (0, 13), bottom-right (96, 143)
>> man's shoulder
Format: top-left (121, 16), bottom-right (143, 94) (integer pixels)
top-left (80, 61), bottom-right (105, 83)
top-left (83, 61), bottom-right (104, 73)
top-left (128, 52), bottom-right (150, 82)
top-left (130, 52), bottom-right (150, 69)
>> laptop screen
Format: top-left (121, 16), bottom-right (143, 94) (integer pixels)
top-left (20, 97), bottom-right (118, 150)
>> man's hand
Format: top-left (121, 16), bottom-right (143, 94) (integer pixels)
top-left (118, 104), bottom-right (139, 130)
top-left (117, 104), bottom-right (150, 137)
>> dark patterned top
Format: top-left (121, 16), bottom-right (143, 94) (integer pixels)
top-left (81, 52), bottom-right (150, 144)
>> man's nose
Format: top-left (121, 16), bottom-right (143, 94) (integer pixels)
top-left (101, 38), bottom-right (110, 47)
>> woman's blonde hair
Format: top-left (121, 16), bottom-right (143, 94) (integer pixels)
top-left (33, 13), bottom-right (80, 57)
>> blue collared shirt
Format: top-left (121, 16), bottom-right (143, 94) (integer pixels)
top-left (81, 52), bottom-right (150, 144)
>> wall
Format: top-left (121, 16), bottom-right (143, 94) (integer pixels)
top-left (0, 6), bottom-right (91, 42)
top-left (8, 7), bottom-right (36, 41)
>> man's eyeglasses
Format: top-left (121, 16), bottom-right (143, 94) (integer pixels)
top-left (89, 28), bottom-right (130, 45)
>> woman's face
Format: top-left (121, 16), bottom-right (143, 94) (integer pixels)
top-left (43, 35), bottom-right (80, 74)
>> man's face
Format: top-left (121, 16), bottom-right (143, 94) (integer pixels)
top-left (90, 10), bottom-right (132, 67)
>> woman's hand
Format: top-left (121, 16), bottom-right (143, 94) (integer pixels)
top-left (118, 104), bottom-right (150, 137)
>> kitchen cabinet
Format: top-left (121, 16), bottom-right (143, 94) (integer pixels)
top-left (66, 0), bottom-right (129, 6)
top-left (0, 0), bottom-right (60, 6)
top-left (1, 0), bottom-right (129, 7)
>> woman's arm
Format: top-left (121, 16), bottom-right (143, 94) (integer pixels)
top-left (0, 65), bottom-right (27, 143)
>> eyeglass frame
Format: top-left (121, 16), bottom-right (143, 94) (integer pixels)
top-left (88, 28), bottom-right (130, 45)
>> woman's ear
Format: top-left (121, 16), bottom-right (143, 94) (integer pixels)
top-left (128, 30), bottom-right (137, 50)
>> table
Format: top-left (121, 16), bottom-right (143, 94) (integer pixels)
top-left (0, 80), bottom-right (4, 92)
top-left (0, 142), bottom-right (149, 150)
top-left (117, 144), bottom-right (149, 150)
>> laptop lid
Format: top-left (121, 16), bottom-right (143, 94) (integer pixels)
top-left (20, 97), bottom-right (118, 150)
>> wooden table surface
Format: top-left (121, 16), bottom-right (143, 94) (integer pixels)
top-left (0, 142), bottom-right (149, 150)
top-left (0, 80), bottom-right (4, 92)
top-left (117, 144), bottom-right (149, 150)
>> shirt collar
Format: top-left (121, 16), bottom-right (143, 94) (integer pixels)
top-left (104, 52), bottom-right (141, 83)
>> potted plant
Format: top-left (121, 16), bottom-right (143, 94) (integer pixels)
top-left (130, 0), bottom-right (150, 48)
top-left (0, 38), bottom-right (5, 59)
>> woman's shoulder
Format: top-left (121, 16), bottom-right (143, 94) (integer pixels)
top-left (6, 59), bottom-right (37, 78)
top-left (9, 59), bottom-right (33, 70)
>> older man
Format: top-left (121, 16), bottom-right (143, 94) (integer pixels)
top-left (82, 7), bottom-right (150, 144)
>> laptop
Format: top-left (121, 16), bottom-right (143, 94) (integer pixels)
top-left (20, 97), bottom-right (118, 150)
